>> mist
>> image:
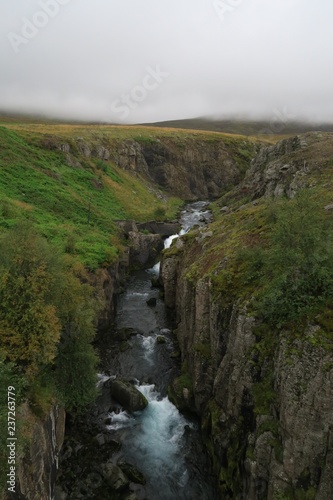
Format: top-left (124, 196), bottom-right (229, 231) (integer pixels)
top-left (1, 0), bottom-right (332, 124)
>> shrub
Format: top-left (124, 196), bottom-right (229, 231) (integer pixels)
top-left (247, 191), bottom-right (333, 326)
top-left (0, 222), bottom-right (99, 412)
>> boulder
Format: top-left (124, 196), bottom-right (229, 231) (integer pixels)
top-left (113, 327), bottom-right (138, 341)
top-left (115, 220), bottom-right (138, 237)
top-left (124, 494), bottom-right (139, 500)
top-left (118, 462), bottom-right (146, 485)
top-left (146, 297), bottom-right (157, 307)
top-left (103, 463), bottom-right (129, 491)
top-left (110, 379), bottom-right (148, 412)
top-left (151, 276), bottom-right (162, 288)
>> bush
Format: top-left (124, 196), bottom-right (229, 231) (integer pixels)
top-left (0, 223), bottom-right (63, 376)
top-left (54, 272), bottom-right (99, 411)
top-left (0, 222), bottom-right (99, 412)
top-left (249, 191), bottom-right (333, 326)
top-left (154, 206), bottom-right (167, 220)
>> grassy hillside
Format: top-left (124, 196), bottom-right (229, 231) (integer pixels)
top-left (162, 133), bottom-right (333, 499)
top-left (165, 131), bottom-right (333, 339)
top-left (0, 122), bottom-right (261, 268)
top-left (0, 125), bottom-right (183, 269)
top-left (143, 117), bottom-right (333, 138)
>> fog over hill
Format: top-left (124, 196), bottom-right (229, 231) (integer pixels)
top-left (141, 116), bottom-right (333, 137)
top-left (1, 0), bottom-right (333, 124)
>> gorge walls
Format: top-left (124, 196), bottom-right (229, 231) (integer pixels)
top-left (51, 133), bottom-right (257, 201)
top-left (14, 406), bottom-right (66, 500)
top-left (161, 241), bottom-right (333, 499)
top-left (161, 133), bottom-right (333, 499)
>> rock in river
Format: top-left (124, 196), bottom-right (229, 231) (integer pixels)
top-left (110, 378), bottom-right (148, 412)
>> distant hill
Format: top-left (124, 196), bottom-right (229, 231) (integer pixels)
top-left (141, 117), bottom-right (333, 137)
top-left (2, 111), bottom-right (332, 138)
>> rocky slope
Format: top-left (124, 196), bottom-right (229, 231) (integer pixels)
top-left (225, 131), bottom-right (333, 203)
top-left (115, 137), bottom-right (242, 199)
top-left (15, 406), bottom-right (66, 500)
top-left (161, 132), bottom-right (333, 499)
top-left (0, 124), bottom-right (259, 499)
top-left (47, 132), bottom-right (258, 200)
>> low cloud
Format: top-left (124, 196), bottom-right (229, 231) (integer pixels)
top-left (1, 0), bottom-right (332, 124)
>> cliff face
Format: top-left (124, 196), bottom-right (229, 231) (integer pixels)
top-left (54, 135), bottom-right (257, 200)
top-left (14, 405), bottom-right (66, 500)
top-left (117, 138), bottom-right (240, 200)
top-left (161, 252), bottom-right (333, 499)
top-left (231, 131), bottom-right (333, 201)
top-left (161, 133), bottom-right (333, 499)
top-left (90, 257), bottom-right (129, 332)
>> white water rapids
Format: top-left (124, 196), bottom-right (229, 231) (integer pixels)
top-left (101, 201), bottom-right (216, 499)
top-left (106, 382), bottom-right (191, 499)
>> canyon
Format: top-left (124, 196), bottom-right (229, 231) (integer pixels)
top-left (3, 129), bottom-right (333, 499)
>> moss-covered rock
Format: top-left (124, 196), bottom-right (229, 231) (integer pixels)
top-left (109, 379), bottom-right (148, 412)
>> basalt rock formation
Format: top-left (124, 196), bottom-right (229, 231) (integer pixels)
top-left (53, 134), bottom-right (257, 200)
top-left (1, 127), bottom-right (258, 500)
top-left (14, 405), bottom-right (66, 500)
top-left (161, 133), bottom-right (333, 499)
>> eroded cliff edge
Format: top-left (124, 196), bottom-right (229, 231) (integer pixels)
top-left (46, 132), bottom-right (258, 200)
top-left (0, 125), bottom-right (259, 499)
top-left (161, 133), bottom-right (333, 499)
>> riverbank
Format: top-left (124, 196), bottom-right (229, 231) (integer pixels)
top-left (56, 203), bottom-right (218, 500)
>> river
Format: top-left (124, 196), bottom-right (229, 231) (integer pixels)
top-left (57, 202), bottom-right (218, 500)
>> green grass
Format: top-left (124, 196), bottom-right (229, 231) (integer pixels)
top-left (0, 121), bottom-right (262, 268)
top-left (0, 126), bottom-right (182, 269)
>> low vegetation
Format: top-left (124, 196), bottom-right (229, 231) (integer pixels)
top-left (165, 184), bottom-right (333, 498)
top-left (0, 119), bottom-right (261, 495)
top-left (0, 223), bottom-right (100, 489)
top-left (0, 121), bottom-right (199, 493)
top-left (0, 125), bottom-right (182, 270)
top-left (252, 192), bottom-right (333, 327)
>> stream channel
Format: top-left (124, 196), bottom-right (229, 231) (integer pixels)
top-left (57, 202), bottom-right (218, 500)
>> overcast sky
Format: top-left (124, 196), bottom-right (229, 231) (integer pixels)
top-left (0, 0), bottom-right (332, 124)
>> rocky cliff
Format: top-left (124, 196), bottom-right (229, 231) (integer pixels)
top-left (48, 133), bottom-right (257, 200)
top-left (225, 131), bottom-right (333, 203)
top-left (1, 125), bottom-right (260, 499)
top-left (161, 133), bottom-right (333, 499)
top-left (116, 137), bottom-right (241, 199)
top-left (12, 406), bottom-right (66, 500)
